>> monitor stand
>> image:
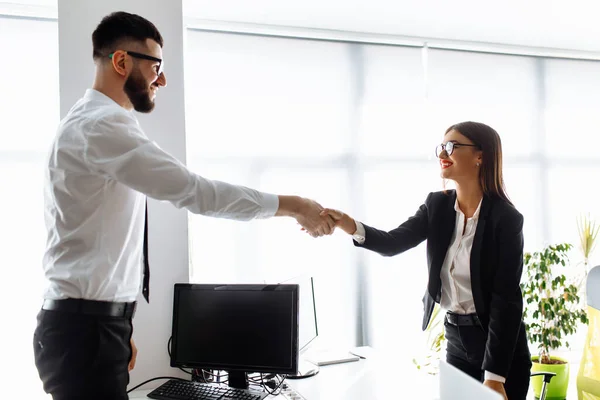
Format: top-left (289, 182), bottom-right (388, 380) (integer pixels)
top-left (286, 359), bottom-right (319, 379)
top-left (228, 371), bottom-right (249, 389)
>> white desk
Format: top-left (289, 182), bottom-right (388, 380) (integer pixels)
top-left (128, 346), bottom-right (583, 399)
top-left (128, 347), bottom-right (439, 399)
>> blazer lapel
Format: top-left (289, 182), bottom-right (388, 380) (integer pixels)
top-left (470, 195), bottom-right (491, 318)
top-left (430, 191), bottom-right (457, 300)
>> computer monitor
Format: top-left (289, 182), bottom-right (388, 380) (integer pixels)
top-left (170, 283), bottom-right (299, 389)
top-left (279, 275), bottom-right (320, 378)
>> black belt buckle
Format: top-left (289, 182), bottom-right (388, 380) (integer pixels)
top-left (446, 312), bottom-right (480, 327)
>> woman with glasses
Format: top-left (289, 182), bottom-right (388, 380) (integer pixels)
top-left (321, 121), bottom-right (531, 400)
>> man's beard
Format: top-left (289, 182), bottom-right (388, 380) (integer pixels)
top-left (124, 68), bottom-right (155, 113)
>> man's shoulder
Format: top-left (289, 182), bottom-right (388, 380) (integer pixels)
top-left (62, 97), bottom-right (137, 132)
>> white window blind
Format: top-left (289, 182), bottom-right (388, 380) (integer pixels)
top-left (0, 15), bottom-right (58, 399)
top-left (184, 28), bottom-right (600, 359)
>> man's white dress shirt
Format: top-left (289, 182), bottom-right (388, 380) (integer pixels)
top-left (352, 198), bottom-right (506, 382)
top-left (43, 89), bottom-right (278, 303)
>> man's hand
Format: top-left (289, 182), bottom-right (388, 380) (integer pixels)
top-left (294, 198), bottom-right (335, 237)
top-left (276, 195), bottom-right (335, 237)
top-left (320, 208), bottom-right (357, 235)
top-left (128, 337), bottom-right (138, 372)
top-left (483, 380), bottom-right (508, 400)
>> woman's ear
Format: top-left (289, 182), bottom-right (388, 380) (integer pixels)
top-left (476, 152), bottom-right (483, 167)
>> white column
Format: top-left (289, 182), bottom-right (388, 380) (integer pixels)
top-left (57, 0), bottom-right (189, 387)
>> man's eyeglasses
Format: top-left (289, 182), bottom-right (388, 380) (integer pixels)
top-left (435, 141), bottom-right (479, 157)
top-left (109, 51), bottom-right (164, 76)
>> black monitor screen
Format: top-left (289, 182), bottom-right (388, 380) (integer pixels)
top-left (171, 284), bottom-right (299, 375)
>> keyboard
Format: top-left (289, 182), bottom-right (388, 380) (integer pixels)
top-left (147, 379), bottom-right (267, 400)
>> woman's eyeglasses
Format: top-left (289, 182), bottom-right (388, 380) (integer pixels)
top-left (435, 142), bottom-right (479, 157)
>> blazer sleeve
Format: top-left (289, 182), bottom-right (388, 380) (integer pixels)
top-left (482, 211), bottom-right (525, 377)
top-left (353, 193), bottom-right (430, 257)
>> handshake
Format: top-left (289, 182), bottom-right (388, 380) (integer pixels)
top-left (277, 195), bottom-right (358, 238)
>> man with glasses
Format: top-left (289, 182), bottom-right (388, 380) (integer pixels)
top-left (34, 11), bottom-right (333, 400)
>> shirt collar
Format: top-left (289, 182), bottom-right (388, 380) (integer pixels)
top-left (454, 197), bottom-right (484, 220)
top-left (84, 88), bottom-right (126, 109)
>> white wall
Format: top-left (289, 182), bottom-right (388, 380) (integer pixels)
top-left (57, 0), bottom-right (189, 388)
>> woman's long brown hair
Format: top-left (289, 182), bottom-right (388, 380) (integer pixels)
top-left (446, 121), bottom-right (513, 206)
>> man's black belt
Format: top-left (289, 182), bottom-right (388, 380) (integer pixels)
top-left (42, 298), bottom-right (137, 318)
top-left (445, 311), bottom-right (481, 327)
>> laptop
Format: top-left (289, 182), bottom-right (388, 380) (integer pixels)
top-left (439, 360), bottom-right (503, 400)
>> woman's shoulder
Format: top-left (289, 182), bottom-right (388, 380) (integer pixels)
top-left (425, 189), bottom-right (455, 205)
top-left (489, 196), bottom-right (524, 225)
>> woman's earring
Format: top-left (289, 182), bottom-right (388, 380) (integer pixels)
top-left (476, 162), bottom-right (480, 167)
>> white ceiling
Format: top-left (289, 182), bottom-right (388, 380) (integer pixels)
top-left (183, 0), bottom-right (600, 53)
top-left (5, 0), bottom-right (600, 53)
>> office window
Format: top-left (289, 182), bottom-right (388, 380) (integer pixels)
top-left (427, 49), bottom-right (543, 251)
top-left (185, 31), bottom-right (357, 348)
top-left (362, 163), bottom-right (440, 351)
top-left (427, 49), bottom-right (538, 158)
top-left (184, 31), bottom-right (352, 159)
top-left (544, 59), bottom-right (600, 160)
top-left (185, 28), bottom-right (599, 359)
top-left (0, 15), bottom-right (58, 399)
top-left (359, 45), bottom-right (430, 158)
top-left (544, 59), bottom-right (600, 249)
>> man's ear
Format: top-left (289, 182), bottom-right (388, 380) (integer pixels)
top-left (110, 50), bottom-right (128, 77)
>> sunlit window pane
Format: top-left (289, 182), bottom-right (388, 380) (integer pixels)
top-left (0, 14), bottom-right (57, 399)
top-left (544, 59), bottom-right (600, 159)
top-left (256, 167), bottom-right (355, 348)
top-left (186, 161), bottom-right (258, 283)
top-left (361, 162), bottom-right (439, 354)
top-left (185, 31), bottom-right (352, 158)
top-left (427, 49), bottom-right (537, 157)
top-left (0, 162), bottom-right (49, 398)
top-left (359, 45), bottom-right (430, 158)
top-left (0, 18), bottom-right (59, 153)
top-left (547, 166), bottom-right (600, 254)
top-left (503, 164), bottom-right (543, 252)
top-left (184, 28), bottom-right (600, 364)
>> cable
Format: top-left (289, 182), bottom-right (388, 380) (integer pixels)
top-left (167, 336), bottom-right (193, 375)
top-left (193, 368), bottom-right (220, 383)
top-left (126, 376), bottom-right (188, 393)
top-left (199, 369), bottom-right (228, 379)
top-left (260, 373), bottom-right (286, 396)
top-left (160, 337), bottom-right (282, 396)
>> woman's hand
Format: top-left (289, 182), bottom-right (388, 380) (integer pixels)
top-left (483, 380), bottom-right (508, 400)
top-left (319, 208), bottom-right (357, 235)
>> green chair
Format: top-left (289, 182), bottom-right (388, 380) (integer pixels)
top-left (577, 265), bottom-right (600, 400)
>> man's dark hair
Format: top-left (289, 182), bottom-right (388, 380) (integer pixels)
top-left (92, 11), bottom-right (163, 60)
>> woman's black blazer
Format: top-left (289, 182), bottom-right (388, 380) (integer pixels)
top-left (354, 189), bottom-right (526, 376)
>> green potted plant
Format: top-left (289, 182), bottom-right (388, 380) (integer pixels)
top-left (413, 303), bottom-right (446, 375)
top-left (575, 213), bottom-right (600, 306)
top-left (521, 243), bottom-right (589, 399)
